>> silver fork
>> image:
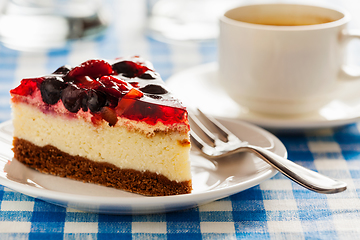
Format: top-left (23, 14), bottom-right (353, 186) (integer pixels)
top-left (189, 109), bottom-right (347, 194)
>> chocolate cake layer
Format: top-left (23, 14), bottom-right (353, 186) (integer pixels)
top-left (13, 137), bottom-right (192, 196)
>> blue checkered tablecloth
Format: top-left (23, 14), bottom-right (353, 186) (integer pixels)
top-left (1, 0), bottom-right (360, 239)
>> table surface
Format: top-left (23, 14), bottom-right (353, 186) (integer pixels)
top-left (1, 0), bottom-right (360, 239)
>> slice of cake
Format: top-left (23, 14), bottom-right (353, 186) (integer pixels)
top-left (10, 56), bottom-right (192, 196)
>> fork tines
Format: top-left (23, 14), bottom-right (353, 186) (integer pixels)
top-left (188, 109), bottom-right (244, 158)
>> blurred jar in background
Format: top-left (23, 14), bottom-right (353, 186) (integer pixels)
top-left (147, 0), bottom-right (240, 43)
top-left (0, 0), bottom-right (108, 51)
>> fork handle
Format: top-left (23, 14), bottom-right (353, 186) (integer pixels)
top-left (245, 145), bottom-right (347, 194)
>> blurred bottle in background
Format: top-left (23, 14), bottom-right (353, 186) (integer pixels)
top-left (0, 0), bottom-right (108, 51)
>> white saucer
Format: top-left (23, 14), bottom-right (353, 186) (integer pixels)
top-left (0, 119), bottom-right (284, 215)
top-left (166, 63), bottom-right (360, 130)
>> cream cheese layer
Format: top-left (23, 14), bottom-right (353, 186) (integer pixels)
top-left (12, 102), bottom-right (192, 182)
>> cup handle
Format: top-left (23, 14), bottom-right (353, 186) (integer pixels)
top-left (339, 29), bottom-right (360, 80)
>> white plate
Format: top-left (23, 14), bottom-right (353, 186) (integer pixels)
top-left (0, 119), bottom-right (284, 215)
top-left (166, 63), bottom-right (360, 130)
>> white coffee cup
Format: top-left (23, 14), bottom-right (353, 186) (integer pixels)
top-left (219, 3), bottom-right (360, 116)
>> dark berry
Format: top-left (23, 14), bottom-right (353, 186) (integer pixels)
top-left (148, 94), bottom-right (162, 99)
top-left (112, 61), bottom-right (136, 77)
top-left (139, 84), bottom-right (167, 94)
top-left (53, 65), bottom-right (72, 75)
top-left (81, 94), bottom-right (88, 112)
top-left (67, 59), bottom-right (113, 79)
top-left (139, 72), bottom-right (156, 79)
top-left (40, 77), bottom-right (67, 105)
top-left (112, 61), bottom-right (149, 78)
top-left (61, 84), bottom-right (86, 113)
top-left (87, 90), bottom-right (107, 112)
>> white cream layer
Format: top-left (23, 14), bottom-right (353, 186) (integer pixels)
top-left (12, 102), bottom-right (192, 182)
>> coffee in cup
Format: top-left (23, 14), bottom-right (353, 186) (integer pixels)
top-left (219, 4), bottom-right (360, 115)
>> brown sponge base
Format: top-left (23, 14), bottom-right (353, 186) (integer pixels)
top-left (12, 137), bottom-right (192, 196)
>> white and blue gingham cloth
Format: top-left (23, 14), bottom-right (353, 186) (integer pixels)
top-left (0, 1), bottom-right (360, 239)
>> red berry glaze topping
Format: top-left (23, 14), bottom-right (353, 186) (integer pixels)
top-left (67, 59), bottom-right (113, 80)
top-left (10, 57), bottom-right (188, 127)
top-left (10, 77), bottom-right (43, 97)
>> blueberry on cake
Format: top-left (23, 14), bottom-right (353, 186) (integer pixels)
top-left (10, 56), bottom-right (192, 196)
